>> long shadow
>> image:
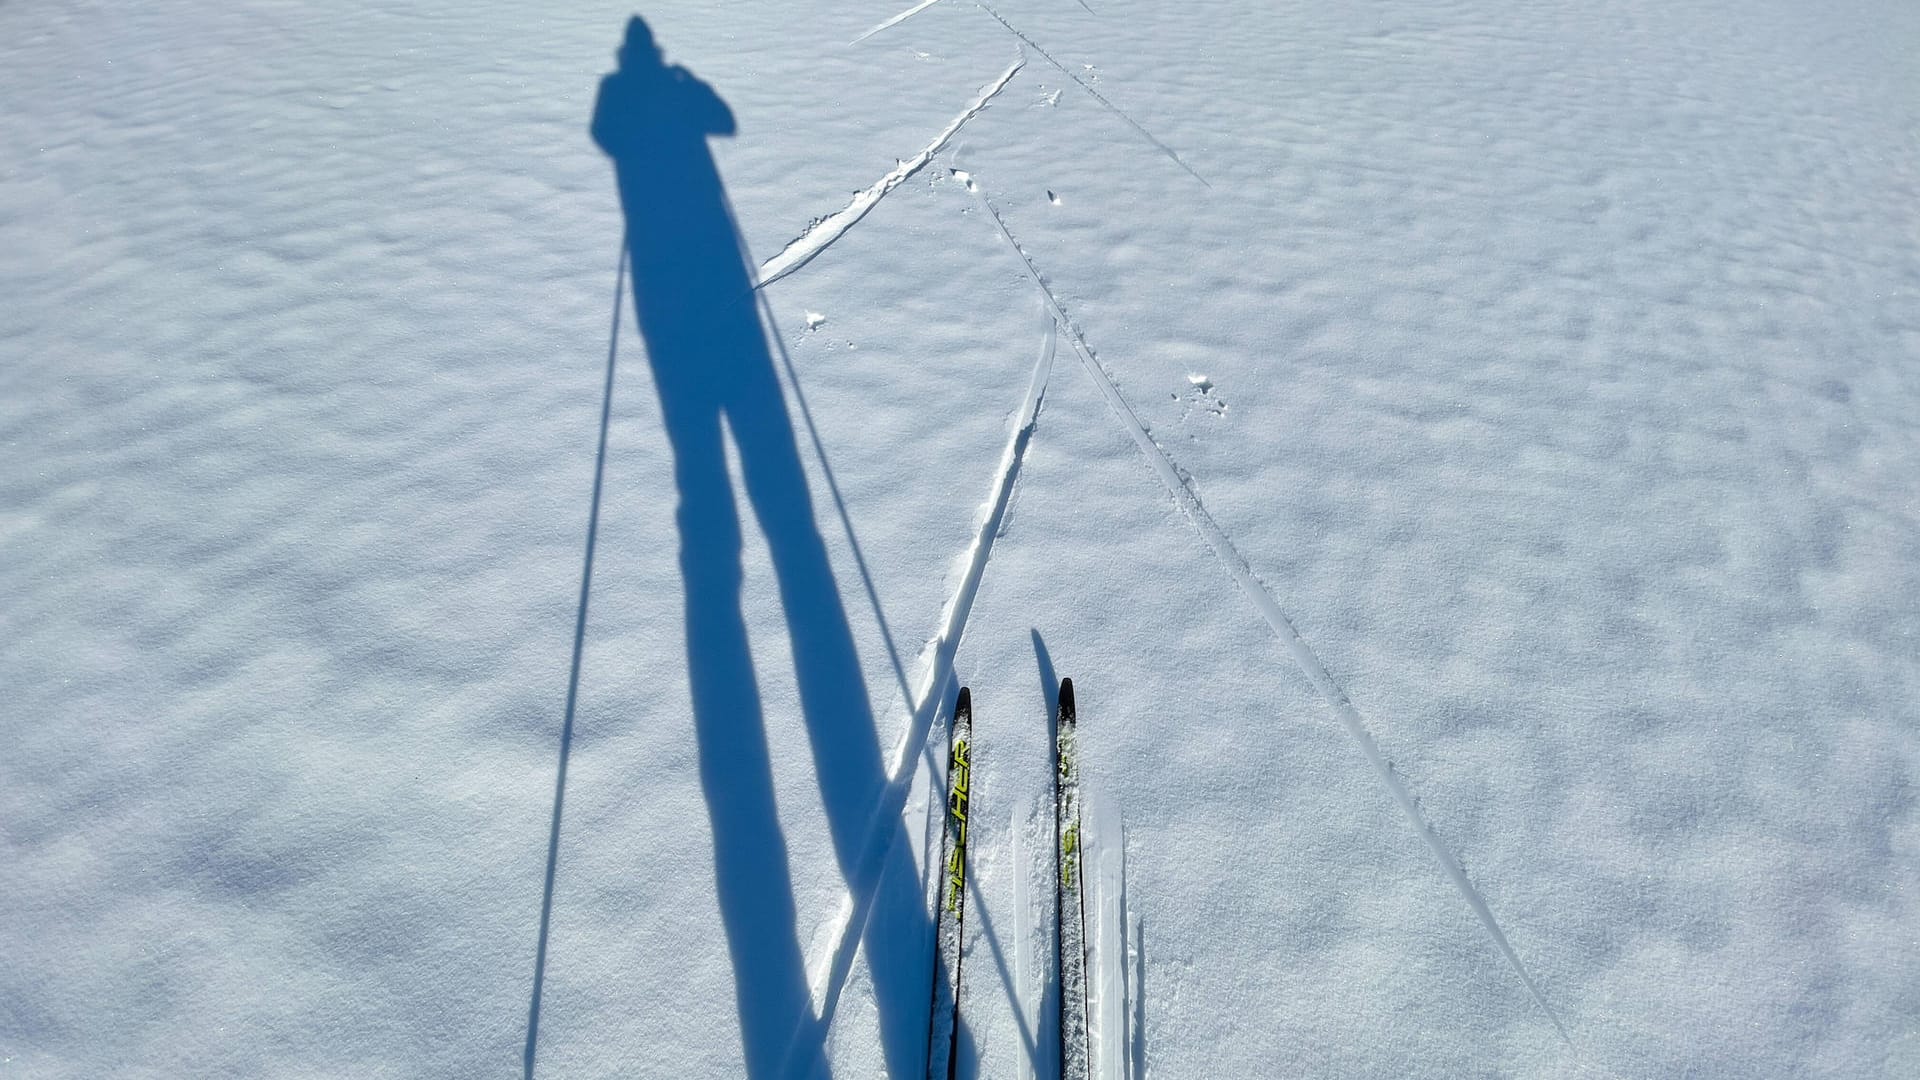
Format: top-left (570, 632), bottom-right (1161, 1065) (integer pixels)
top-left (533, 15), bottom-right (968, 1078)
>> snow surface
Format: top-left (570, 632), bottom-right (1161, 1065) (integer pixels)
top-left (4, 0), bottom-right (1919, 1077)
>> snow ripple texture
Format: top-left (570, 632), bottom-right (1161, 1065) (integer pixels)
top-left (2, 1), bottom-right (1917, 1079)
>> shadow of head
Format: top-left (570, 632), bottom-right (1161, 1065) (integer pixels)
top-left (617, 14), bottom-right (663, 71)
top-left (591, 13), bottom-right (743, 330)
top-left (593, 13), bottom-right (735, 159)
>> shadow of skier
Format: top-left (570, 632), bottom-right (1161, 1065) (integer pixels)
top-left (571, 15), bottom-right (959, 1078)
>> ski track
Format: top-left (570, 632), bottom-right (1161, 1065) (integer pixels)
top-left (1128, 914), bottom-right (1145, 1080)
top-left (850, 0), bottom-right (945, 46)
top-left (968, 1), bottom-right (1210, 188)
top-left (1012, 793), bottom-right (1039, 1080)
top-left (1086, 791), bottom-right (1129, 1080)
top-left (748, 226), bottom-right (966, 967)
top-left (961, 172), bottom-right (1572, 1045)
top-left (757, 284), bottom-right (919, 707)
top-left (784, 308), bottom-right (1058, 1070)
top-left (754, 57), bottom-right (1023, 291)
top-left (965, 859), bottom-right (1042, 1074)
top-left (850, 0), bottom-right (1206, 187)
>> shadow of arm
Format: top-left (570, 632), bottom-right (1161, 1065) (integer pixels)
top-left (674, 66), bottom-right (736, 137)
top-left (589, 75), bottom-right (624, 156)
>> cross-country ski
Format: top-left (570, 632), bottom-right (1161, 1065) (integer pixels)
top-left (1054, 677), bottom-right (1091, 1080)
top-left (926, 686), bottom-right (973, 1080)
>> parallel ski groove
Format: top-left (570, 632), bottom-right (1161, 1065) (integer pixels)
top-left (963, 173), bottom-right (1571, 1045)
top-left (1087, 790), bottom-right (1128, 1080)
top-left (786, 306), bottom-right (1057, 1067)
top-left (1011, 794), bottom-right (1041, 1080)
top-left (754, 56), bottom-right (1023, 290)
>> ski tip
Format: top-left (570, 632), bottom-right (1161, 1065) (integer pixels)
top-left (1057, 676), bottom-right (1074, 714)
top-left (956, 685), bottom-right (971, 714)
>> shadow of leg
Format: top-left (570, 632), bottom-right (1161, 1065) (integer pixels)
top-left (732, 350), bottom-right (935, 1079)
top-left (678, 409), bottom-right (826, 1077)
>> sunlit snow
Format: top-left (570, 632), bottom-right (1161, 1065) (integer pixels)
top-left (3, 1), bottom-right (1917, 1078)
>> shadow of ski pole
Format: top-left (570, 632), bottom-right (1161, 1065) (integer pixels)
top-left (964, 863), bottom-right (1042, 1078)
top-left (523, 239), bottom-right (627, 1080)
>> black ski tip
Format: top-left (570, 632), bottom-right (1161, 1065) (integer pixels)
top-left (1057, 676), bottom-right (1074, 716)
top-left (956, 685), bottom-right (970, 716)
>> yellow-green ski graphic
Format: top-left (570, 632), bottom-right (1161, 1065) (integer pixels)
top-left (945, 736), bottom-right (971, 913)
top-left (1055, 677), bottom-right (1090, 1080)
top-left (926, 686), bottom-right (972, 1080)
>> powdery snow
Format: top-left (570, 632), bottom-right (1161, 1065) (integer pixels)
top-left (3, 1), bottom-right (1917, 1078)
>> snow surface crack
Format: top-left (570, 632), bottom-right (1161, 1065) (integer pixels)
top-left (754, 57), bottom-right (1024, 290)
top-left (961, 170), bottom-right (1571, 1045)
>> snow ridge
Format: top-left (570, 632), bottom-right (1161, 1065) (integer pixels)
top-left (963, 174), bottom-right (1571, 1045)
top-left (1011, 792), bottom-right (1043, 1080)
top-left (754, 57), bottom-right (1024, 290)
top-left (1086, 792), bottom-right (1130, 1080)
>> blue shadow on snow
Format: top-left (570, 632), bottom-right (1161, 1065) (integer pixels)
top-left (521, 15), bottom-right (974, 1079)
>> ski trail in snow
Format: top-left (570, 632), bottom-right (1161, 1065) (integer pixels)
top-left (850, 0), bottom-right (945, 45)
top-left (1121, 907), bottom-right (1136, 1076)
top-left (853, 0), bottom-right (1095, 46)
top-left (785, 314), bottom-right (1058, 1068)
top-left (969, 1), bottom-right (1210, 188)
top-left (737, 202), bottom-right (963, 929)
top-left (754, 57), bottom-right (1022, 290)
top-left (755, 287), bottom-right (916, 706)
top-left (1012, 793), bottom-right (1039, 1080)
top-left (966, 858), bottom-right (1042, 1073)
top-left (962, 174), bottom-right (1571, 1046)
top-left (758, 281), bottom-right (954, 904)
top-left (847, 0), bottom-right (1203, 187)
top-left (1086, 791), bottom-right (1129, 1080)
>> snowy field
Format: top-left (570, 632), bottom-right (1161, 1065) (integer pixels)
top-left (4, 0), bottom-right (1918, 1077)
